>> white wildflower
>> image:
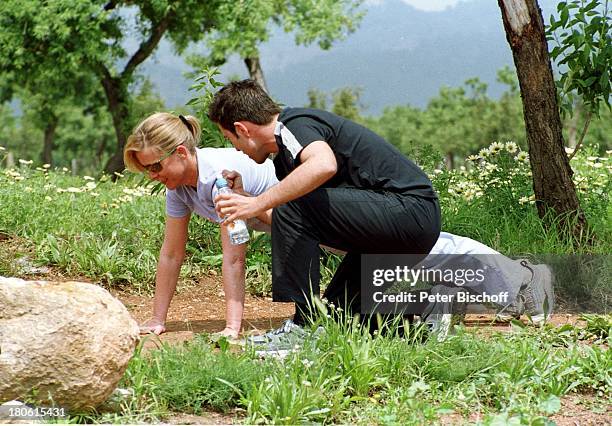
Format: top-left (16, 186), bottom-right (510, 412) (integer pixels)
top-left (479, 148), bottom-right (490, 158)
top-left (42, 164), bottom-right (51, 169)
top-left (467, 155), bottom-right (480, 162)
top-left (83, 175), bottom-right (95, 181)
top-left (66, 187), bottom-right (82, 193)
top-left (489, 141), bottom-right (504, 154)
top-left (18, 159), bottom-right (33, 165)
top-left (484, 163), bottom-right (499, 172)
top-left (515, 152), bottom-right (529, 163)
top-left (565, 147), bottom-right (575, 155)
top-left (44, 196), bottom-right (52, 202)
top-left (505, 141), bottom-right (518, 154)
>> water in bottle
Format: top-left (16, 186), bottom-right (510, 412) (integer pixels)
top-left (215, 177), bottom-right (250, 245)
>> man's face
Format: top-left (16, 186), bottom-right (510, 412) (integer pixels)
top-left (219, 125), bottom-right (270, 164)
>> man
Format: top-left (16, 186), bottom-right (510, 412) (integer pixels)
top-left (209, 79), bottom-right (442, 332)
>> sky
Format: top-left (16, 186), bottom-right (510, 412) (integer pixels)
top-left (370, 0), bottom-right (470, 11)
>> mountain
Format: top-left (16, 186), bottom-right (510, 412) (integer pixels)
top-left (140, 0), bottom-right (559, 114)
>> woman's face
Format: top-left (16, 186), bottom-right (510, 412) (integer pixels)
top-left (135, 146), bottom-right (185, 190)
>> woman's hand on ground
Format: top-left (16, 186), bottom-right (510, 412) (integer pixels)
top-left (139, 318), bottom-right (166, 335)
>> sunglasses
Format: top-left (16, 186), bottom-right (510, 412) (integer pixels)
top-left (142, 146), bottom-right (178, 174)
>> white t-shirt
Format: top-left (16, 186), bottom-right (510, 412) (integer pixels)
top-left (166, 148), bottom-right (278, 225)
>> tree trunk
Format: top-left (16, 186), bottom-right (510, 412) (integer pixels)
top-left (445, 152), bottom-right (454, 170)
top-left (100, 73), bottom-right (129, 176)
top-left (497, 0), bottom-right (589, 241)
top-left (41, 115), bottom-right (58, 166)
top-left (244, 56), bottom-right (268, 93)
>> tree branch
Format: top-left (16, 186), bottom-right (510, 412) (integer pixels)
top-left (568, 111), bottom-right (592, 161)
top-left (121, 12), bottom-right (174, 78)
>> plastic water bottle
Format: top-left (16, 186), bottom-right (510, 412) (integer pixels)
top-left (215, 177), bottom-right (250, 245)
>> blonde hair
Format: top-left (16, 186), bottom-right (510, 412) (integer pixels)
top-left (124, 112), bottom-right (201, 172)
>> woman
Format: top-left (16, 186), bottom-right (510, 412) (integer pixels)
top-left (124, 112), bottom-right (277, 338)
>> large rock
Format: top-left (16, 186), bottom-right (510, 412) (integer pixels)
top-left (0, 277), bottom-right (139, 409)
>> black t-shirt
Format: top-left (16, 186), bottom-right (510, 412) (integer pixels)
top-left (273, 107), bottom-right (437, 199)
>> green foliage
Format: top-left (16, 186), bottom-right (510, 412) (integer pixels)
top-left (365, 69), bottom-right (527, 164)
top-left (0, 141), bottom-right (609, 302)
top-left (192, 0), bottom-right (364, 69)
top-left (434, 142), bottom-right (610, 255)
top-left (0, 0), bottom-right (241, 173)
top-left (305, 86), bottom-right (364, 122)
top-left (547, 0), bottom-right (611, 117)
top-left (63, 315), bottom-right (610, 424)
top-left (331, 87), bottom-right (364, 121)
top-left (185, 67), bottom-right (228, 148)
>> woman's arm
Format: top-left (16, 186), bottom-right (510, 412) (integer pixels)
top-left (140, 214), bottom-right (190, 335)
top-left (219, 225), bottom-right (248, 338)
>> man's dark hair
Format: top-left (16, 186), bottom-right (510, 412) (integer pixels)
top-left (208, 79), bottom-right (281, 135)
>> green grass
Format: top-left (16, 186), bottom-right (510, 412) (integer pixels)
top-left (1, 161), bottom-right (609, 423)
top-left (2, 147), bottom-right (609, 309)
top-left (62, 312), bottom-right (611, 425)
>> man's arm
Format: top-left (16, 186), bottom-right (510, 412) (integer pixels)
top-left (140, 214), bottom-right (190, 335)
top-left (220, 224), bottom-right (248, 338)
top-left (216, 141), bottom-right (337, 223)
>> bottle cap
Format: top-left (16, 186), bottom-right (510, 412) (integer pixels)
top-left (215, 177), bottom-right (228, 188)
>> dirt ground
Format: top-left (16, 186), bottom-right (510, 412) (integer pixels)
top-left (112, 273), bottom-right (590, 349)
top-left (112, 274), bottom-right (295, 350)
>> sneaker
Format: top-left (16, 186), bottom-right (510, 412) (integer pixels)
top-left (420, 286), bottom-right (467, 341)
top-left (243, 319), bottom-right (323, 358)
top-left (495, 296), bottom-right (524, 322)
top-left (245, 319), bottom-right (306, 346)
top-left (518, 261), bottom-right (555, 325)
top-left (423, 313), bottom-right (464, 342)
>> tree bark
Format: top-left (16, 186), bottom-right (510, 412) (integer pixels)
top-left (41, 115), bottom-right (58, 166)
top-left (244, 56), bottom-right (268, 93)
top-left (498, 0), bottom-right (589, 241)
top-left (100, 71), bottom-right (129, 176)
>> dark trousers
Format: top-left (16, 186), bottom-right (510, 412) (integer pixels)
top-left (270, 187), bottom-right (441, 314)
